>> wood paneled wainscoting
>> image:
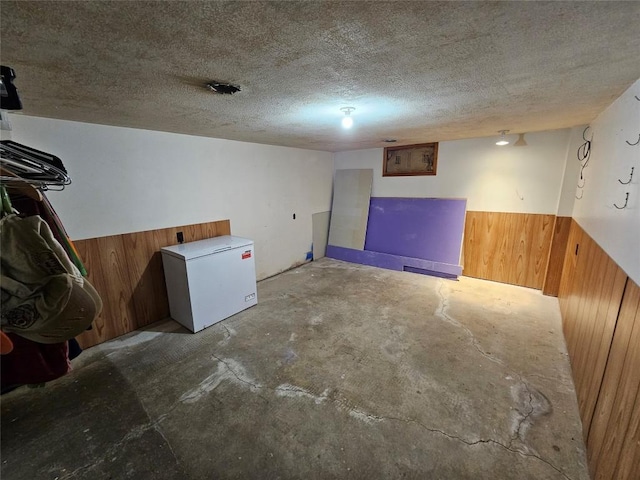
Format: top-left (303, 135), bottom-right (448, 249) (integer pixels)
top-left (73, 220), bottom-right (231, 348)
top-left (558, 219), bottom-right (640, 479)
top-left (542, 216), bottom-right (572, 296)
top-left (462, 211), bottom-right (555, 289)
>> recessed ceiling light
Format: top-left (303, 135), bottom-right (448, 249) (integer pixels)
top-left (383, 139), bottom-right (397, 143)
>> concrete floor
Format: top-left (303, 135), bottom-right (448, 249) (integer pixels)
top-left (1, 258), bottom-right (589, 480)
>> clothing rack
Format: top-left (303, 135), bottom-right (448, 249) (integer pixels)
top-left (0, 140), bottom-right (71, 189)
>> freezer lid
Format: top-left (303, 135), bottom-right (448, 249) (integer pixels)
top-left (161, 235), bottom-right (253, 260)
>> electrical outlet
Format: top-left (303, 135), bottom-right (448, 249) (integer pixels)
top-left (177, 231), bottom-right (184, 244)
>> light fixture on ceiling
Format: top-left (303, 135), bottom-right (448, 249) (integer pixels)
top-left (206, 81), bottom-right (241, 95)
top-left (514, 133), bottom-right (528, 147)
top-left (340, 107), bottom-right (355, 129)
top-left (496, 130), bottom-right (510, 146)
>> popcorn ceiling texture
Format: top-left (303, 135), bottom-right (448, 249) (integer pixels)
top-left (1, 1), bottom-right (639, 151)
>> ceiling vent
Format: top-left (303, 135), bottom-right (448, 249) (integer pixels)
top-left (206, 82), bottom-right (241, 95)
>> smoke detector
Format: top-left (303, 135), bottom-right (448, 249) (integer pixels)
top-left (206, 82), bottom-right (241, 95)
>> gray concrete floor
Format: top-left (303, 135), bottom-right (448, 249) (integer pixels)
top-left (1, 258), bottom-right (589, 480)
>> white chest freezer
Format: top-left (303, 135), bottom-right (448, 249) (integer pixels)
top-left (161, 235), bottom-right (257, 333)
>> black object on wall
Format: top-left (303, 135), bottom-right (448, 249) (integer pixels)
top-left (0, 66), bottom-right (22, 111)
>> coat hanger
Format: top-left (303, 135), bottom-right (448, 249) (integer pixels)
top-left (0, 140), bottom-right (71, 188)
top-left (0, 166), bottom-right (43, 201)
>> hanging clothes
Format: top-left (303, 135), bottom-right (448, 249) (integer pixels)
top-left (0, 214), bottom-right (99, 388)
top-left (0, 336), bottom-right (82, 393)
top-left (1, 333), bottom-right (71, 392)
top-left (0, 330), bottom-right (13, 354)
top-left (0, 214), bottom-right (102, 344)
top-left (1, 139), bottom-right (95, 388)
top-left (41, 193), bottom-right (86, 276)
top-left (9, 191), bottom-right (87, 276)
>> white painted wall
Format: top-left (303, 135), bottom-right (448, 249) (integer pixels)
top-left (556, 126), bottom-right (587, 217)
top-left (334, 129), bottom-right (572, 214)
top-left (571, 79), bottom-right (640, 285)
top-left (6, 115), bottom-right (334, 280)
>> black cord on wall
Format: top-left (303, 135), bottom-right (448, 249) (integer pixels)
top-left (575, 126), bottom-right (592, 198)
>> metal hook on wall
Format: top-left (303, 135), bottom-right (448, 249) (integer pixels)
top-left (575, 190), bottom-right (583, 200)
top-left (618, 166), bottom-right (635, 185)
top-left (613, 192), bottom-right (629, 210)
top-left (577, 177), bottom-right (585, 188)
top-left (626, 134), bottom-right (640, 146)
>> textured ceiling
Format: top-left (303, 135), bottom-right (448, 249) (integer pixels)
top-left (1, 1), bottom-right (639, 152)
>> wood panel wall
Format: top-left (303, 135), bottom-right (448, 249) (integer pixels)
top-left (541, 216), bottom-right (571, 296)
top-left (74, 220), bottom-right (231, 348)
top-left (588, 279), bottom-right (640, 479)
top-left (558, 219), bottom-right (640, 479)
top-left (462, 211), bottom-right (555, 289)
top-left (558, 219), bottom-right (627, 437)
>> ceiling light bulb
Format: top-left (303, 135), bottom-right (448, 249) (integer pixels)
top-left (340, 107), bottom-right (355, 129)
top-left (496, 130), bottom-right (510, 146)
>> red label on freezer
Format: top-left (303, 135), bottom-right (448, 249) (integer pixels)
top-left (242, 251), bottom-right (252, 259)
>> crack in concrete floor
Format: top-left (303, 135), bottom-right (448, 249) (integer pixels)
top-left (72, 378), bottom-right (571, 480)
top-left (180, 349), bottom-right (573, 480)
top-left (383, 416), bottom-right (573, 480)
top-left (510, 384), bottom-right (535, 448)
top-left (125, 270), bottom-right (577, 479)
top-left (432, 279), bottom-right (572, 479)
top-left (128, 273), bottom-right (574, 479)
top-left (57, 417), bottom-right (180, 480)
top-left (2, 260), bottom-right (585, 480)
top-left (435, 280), bottom-right (508, 368)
